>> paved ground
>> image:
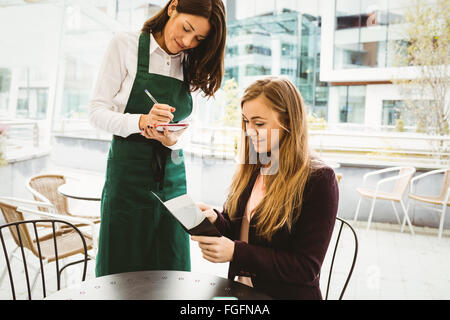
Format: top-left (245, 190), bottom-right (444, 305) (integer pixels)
top-left (1, 218), bottom-right (449, 300)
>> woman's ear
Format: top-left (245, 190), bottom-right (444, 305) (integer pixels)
top-left (168, 0), bottom-right (178, 17)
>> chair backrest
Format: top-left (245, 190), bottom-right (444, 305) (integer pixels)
top-left (0, 201), bottom-right (35, 253)
top-left (438, 169), bottom-right (450, 199)
top-left (393, 167), bottom-right (416, 197)
top-left (324, 217), bottom-right (358, 300)
top-left (0, 218), bottom-right (89, 300)
top-left (28, 174), bottom-right (69, 214)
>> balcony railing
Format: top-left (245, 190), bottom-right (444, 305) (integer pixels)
top-left (0, 119), bottom-right (51, 163)
top-left (52, 118), bottom-right (450, 168)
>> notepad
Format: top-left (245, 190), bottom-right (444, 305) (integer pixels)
top-left (152, 192), bottom-right (221, 237)
top-left (155, 123), bottom-right (189, 132)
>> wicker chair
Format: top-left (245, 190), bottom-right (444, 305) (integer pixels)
top-left (0, 198), bottom-right (94, 299)
top-left (26, 174), bottom-right (100, 225)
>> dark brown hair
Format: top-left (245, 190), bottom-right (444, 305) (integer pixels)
top-left (142, 0), bottom-right (226, 97)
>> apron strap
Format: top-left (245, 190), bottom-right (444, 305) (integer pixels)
top-left (137, 32), bottom-right (150, 74)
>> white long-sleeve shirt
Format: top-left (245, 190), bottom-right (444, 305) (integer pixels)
top-left (88, 31), bottom-right (192, 150)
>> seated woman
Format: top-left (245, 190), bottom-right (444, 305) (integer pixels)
top-left (191, 77), bottom-right (339, 300)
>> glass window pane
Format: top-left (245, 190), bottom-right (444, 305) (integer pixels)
top-left (336, 0), bottom-right (361, 30)
top-left (360, 0), bottom-right (388, 26)
top-left (339, 85), bottom-right (366, 123)
top-left (336, 0), bottom-right (361, 17)
top-left (0, 68), bottom-right (11, 116)
top-left (16, 87), bottom-right (48, 120)
top-left (382, 100), bottom-right (415, 127)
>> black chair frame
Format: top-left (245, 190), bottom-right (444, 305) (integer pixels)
top-left (325, 216), bottom-right (359, 300)
top-left (0, 219), bottom-right (89, 300)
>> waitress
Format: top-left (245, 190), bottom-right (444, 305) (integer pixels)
top-left (88, 0), bottom-right (226, 277)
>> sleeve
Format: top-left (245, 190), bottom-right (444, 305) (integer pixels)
top-left (88, 32), bottom-right (142, 137)
top-left (213, 208), bottom-right (235, 238)
top-left (230, 167), bottom-right (339, 286)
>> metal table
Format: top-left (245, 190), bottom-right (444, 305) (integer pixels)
top-left (57, 178), bottom-right (104, 201)
top-left (44, 270), bottom-right (271, 300)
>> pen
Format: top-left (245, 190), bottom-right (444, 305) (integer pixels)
top-left (144, 89), bottom-right (158, 105)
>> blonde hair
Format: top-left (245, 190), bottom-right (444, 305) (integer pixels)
top-left (225, 77), bottom-right (323, 241)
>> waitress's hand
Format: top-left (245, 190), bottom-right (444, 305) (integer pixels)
top-left (141, 126), bottom-right (187, 146)
top-left (140, 103), bottom-right (175, 129)
top-left (191, 235), bottom-right (235, 263)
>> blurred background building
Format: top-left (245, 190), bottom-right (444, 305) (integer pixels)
top-left (0, 0), bottom-right (448, 226)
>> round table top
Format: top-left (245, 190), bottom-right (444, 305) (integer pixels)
top-left (45, 270), bottom-right (271, 300)
top-left (57, 179), bottom-right (104, 201)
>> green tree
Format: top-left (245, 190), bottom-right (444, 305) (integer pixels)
top-left (222, 78), bottom-right (241, 127)
top-left (391, 0), bottom-right (449, 137)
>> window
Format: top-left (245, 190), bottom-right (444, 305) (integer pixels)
top-left (226, 46), bottom-right (239, 57)
top-left (281, 43), bottom-right (296, 57)
top-left (335, 0), bottom-right (361, 30)
top-left (245, 65), bottom-right (271, 76)
top-left (382, 100), bottom-right (426, 128)
top-left (16, 88), bottom-right (49, 120)
top-left (334, 0), bottom-right (390, 69)
top-left (0, 68), bottom-right (11, 115)
top-left (338, 85), bottom-right (366, 123)
top-left (281, 68), bottom-right (295, 76)
top-left (224, 66), bottom-right (239, 83)
top-left (244, 45), bottom-right (271, 56)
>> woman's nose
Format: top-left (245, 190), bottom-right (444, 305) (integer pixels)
top-left (181, 35), bottom-right (195, 48)
top-left (246, 127), bottom-right (258, 138)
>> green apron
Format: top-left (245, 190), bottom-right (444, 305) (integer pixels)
top-left (95, 32), bottom-right (192, 277)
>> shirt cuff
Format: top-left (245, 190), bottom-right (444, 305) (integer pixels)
top-left (231, 240), bottom-right (258, 278)
top-left (127, 113), bottom-right (142, 136)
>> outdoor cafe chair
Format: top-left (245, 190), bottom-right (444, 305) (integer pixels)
top-left (26, 173), bottom-right (101, 226)
top-left (323, 217), bottom-right (358, 300)
top-left (402, 168), bottom-right (450, 238)
top-left (353, 166), bottom-right (416, 233)
top-left (0, 198), bottom-right (93, 300)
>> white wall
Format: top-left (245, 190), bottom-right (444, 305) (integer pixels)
top-left (0, 4), bottom-right (62, 68)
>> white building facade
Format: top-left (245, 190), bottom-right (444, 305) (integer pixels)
top-left (320, 0), bottom-right (445, 131)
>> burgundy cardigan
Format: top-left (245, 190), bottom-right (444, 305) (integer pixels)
top-left (213, 166), bottom-right (339, 300)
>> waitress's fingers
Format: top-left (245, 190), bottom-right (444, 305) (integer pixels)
top-left (149, 115), bottom-right (172, 124)
top-left (145, 126), bottom-right (163, 137)
top-left (150, 104), bottom-right (175, 118)
top-left (151, 103), bottom-right (176, 113)
top-left (149, 111), bottom-right (173, 122)
top-left (140, 129), bottom-right (152, 139)
top-left (150, 107), bottom-right (174, 119)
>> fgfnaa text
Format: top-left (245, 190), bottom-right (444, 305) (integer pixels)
top-left (179, 304), bottom-right (270, 317)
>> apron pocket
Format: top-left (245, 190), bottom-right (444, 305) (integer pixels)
top-left (104, 158), bottom-right (158, 213)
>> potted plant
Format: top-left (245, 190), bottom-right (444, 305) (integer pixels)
top-left (0, 124), bottom-right (8, 167)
